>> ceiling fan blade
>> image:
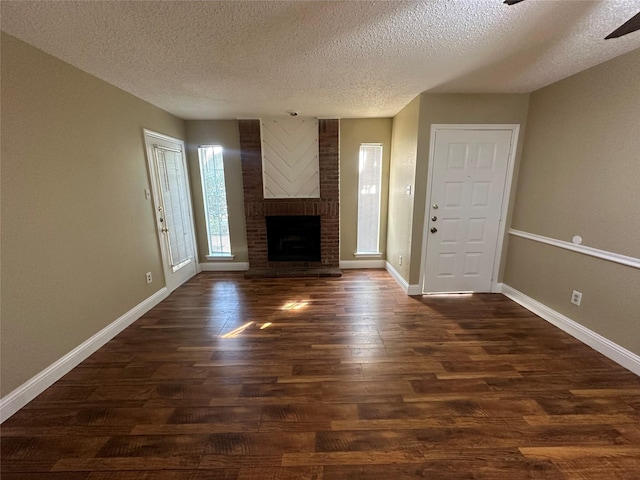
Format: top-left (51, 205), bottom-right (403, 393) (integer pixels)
top-left (605, 12), bottom-right (640, 39)
top-left (504, 0), bottom-right (526, 5)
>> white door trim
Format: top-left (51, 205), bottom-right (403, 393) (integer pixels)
top-left (143, 129), bottom-right (200, 292)
top-left (419, 124), bottom-right (520, 294)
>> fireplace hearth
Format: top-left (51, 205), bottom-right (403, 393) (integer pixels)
top-left (266, 215), bottom-right (320, 262)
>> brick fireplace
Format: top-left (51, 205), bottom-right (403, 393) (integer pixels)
top-left (239, 119), bottom-right (340, 276)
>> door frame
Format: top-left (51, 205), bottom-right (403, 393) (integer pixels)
top-left (143, 129), bottom-right (200, 293)
top-left (419, 124), bottom-right (520, 294)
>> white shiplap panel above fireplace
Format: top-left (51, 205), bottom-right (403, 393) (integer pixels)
top-left (261, 117), bottom-right (319, 198)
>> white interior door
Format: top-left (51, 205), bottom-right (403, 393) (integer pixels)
top-left (144, 130), bottom-right (198, 293)
top-left (423, 128), bottom-right (514, 293)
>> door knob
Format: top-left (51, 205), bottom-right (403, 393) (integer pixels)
top-left (432, 204), bottom-right (439, 210)
top-left (431, 216), bottom-right (437, 221)
top-left (430, 227), bottom-right (437, 233)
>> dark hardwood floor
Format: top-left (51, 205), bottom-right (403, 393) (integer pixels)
top-left (2, 270), bottom-right (640, 479)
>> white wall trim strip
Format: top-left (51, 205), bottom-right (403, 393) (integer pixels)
top-left (385, 262), bottom-right (422, 295)
top-left (0, 287), bottom-right (169, 423)
top-left (200, 262), bottom-right (250, 272)
top-left (509, 229), bottom-right (640, 269)
top-left (340, 260), bottom-right (386, 269)
top-left (205, 254), bottom-right (236, 260)
top-left (502, 284), bottom-right (640, 377)
top-left (353, 252), bottom-right (383, 258)
top-left (407, 284), bottom-right (422, 295)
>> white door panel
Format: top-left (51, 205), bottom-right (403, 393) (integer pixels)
top-left (423, 129), bottom-right (513, 293)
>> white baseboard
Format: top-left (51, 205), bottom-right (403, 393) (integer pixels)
top-left (385, 262), bottom-right (422, 295)
top-left (340, 260), bottom-right (386, 269)
top-left (502, 284), bottom-right (640, 376)
top-left (200, 262), bottom-right (249, 272)
top-left (406, 284), bottom-right (422, 295)
top-left (0, 287), bottom-right (169, 423)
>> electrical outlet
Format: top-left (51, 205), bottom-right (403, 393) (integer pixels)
top-left (398, 255), bottom-right (403, 266)
top-left (571, 290), bottom-right (582, 306)
top-left (146, 272), bottom-right (153, 284)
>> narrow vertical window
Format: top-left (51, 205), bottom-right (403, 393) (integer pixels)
top-left (356, 143), bottom-right (383, 254)
top-left (198, 145), bottom-right (231, 256)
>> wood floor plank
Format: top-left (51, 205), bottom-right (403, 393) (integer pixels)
top-left (2, 474), bottom-right (90, 480)
top-left (322, 460), bottom-right (564, 480)
top-left (236, 466), bottom-right (322, 480)
top-left (2, 270), bottom-right (639, 479)
top-left (281, 450), bottom-right (426, 467)
top-left (51, 456), bottom-right (202, 471)
top-left (519, 445), bottom-right (640, 460)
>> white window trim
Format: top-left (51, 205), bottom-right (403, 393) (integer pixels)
top-left (353, 252), bottom-right (383, 258)
top-left (205, 254), bottom-right (235, 261)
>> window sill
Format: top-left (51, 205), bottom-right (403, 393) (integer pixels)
top-left (354, 252), bottom-right (383, 258)
top-left (206, 254), bottom-right (235, 260)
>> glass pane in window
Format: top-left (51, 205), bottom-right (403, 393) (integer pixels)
top-left (198, 146), bottom-right (231, 255)
top-left (356, 144), bottom-right (382, 253)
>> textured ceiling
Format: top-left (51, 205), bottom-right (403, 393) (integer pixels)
top-left (1, 0), bottom-right (639, 119)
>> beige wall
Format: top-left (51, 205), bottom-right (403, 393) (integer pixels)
top-left (387, 96), bottom-right (421, 280)
top-left (1, 33), bottom-right (185, 396)
top-left (339, 118), bottom-right (392, 262)
top-left (509, 50), bottom-right (639, 258)
top-left (185, 121), bottom-right (248, 263)
top-left (505, 49), bottom-right (640, 355)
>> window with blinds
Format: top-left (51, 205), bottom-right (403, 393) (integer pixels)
top-left (198, 145), bottom-right (231, 256)
top-left (356, 144), bottom-right (383, 254)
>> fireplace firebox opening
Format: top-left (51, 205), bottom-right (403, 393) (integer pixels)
top-left (266, 215), bottom-right (321, 262)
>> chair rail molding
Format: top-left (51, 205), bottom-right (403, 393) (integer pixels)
top-left (509, 229), bottom-right (640, 269)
